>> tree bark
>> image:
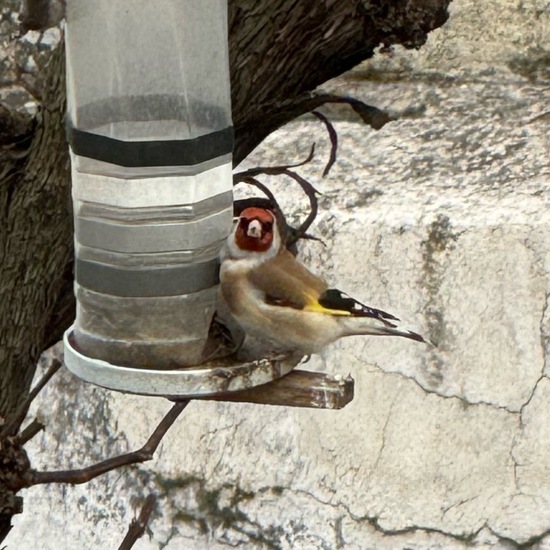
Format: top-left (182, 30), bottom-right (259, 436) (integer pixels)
top-left (229, 0), bottom-right (450, 162)
top-left (0, 44), bottom-right (72, 422)
top-left (0, 0), bottom-right (451, 539)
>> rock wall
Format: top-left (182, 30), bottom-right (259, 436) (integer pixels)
top-left (8, 0), bottom-right (550, 548)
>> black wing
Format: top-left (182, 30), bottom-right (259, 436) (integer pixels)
top-left (318, 289), bottom-right (400, 327)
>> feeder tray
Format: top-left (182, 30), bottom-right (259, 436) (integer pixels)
top-left (202, 369), bottom-right (354, 410)
top-left (63, 328), bottom-right (355, 409)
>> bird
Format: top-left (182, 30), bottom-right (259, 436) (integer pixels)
top-left (219, 206), bottom-right (426, 357)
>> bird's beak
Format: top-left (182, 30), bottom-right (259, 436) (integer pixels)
top-left (246, 219), bottom-right (262, 238)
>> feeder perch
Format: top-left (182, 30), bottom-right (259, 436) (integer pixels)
top-left (62, 0), bottom-right (355, 409)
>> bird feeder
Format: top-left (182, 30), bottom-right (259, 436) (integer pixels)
top-left (62, 0), bottom-right (354, 408)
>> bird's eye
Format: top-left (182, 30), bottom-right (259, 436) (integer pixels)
top-left (263, 221), bottom-right (273, 232)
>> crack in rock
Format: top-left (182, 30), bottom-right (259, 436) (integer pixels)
top-left (518, 374), bottom-right (547, 426)
top-left (292, 487), bottom-right (487, 545)
top-left (486, 525), bottom-right (550, 550)
top-left (370, 391), bottom-right (399, 474)
top-left (370, 361), bottom-right (519, 415)
top-left (540, 291), bottom-right (550, 375)
top-left (506, 296), bottom-right (550, 494)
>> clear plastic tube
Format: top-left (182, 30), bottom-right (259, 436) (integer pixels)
top-left (65, 0), bottom-right (233, 370)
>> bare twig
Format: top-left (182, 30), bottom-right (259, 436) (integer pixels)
top-left (233, 176), bottom-right (290, 245)
top-left (239, 176), bottom-right (279, 207)
top-left (118, 494), bottom-right (156, 550)
top-left (233, 174), bottom-right (322, 251)
top-left (233, 196), bottom-right (280, 217)
top-left (26, 400), bottom-right (189, 487)
top-left (308, 93), bottom-right (395, 129)
top-left (2, 357), bottom-right (62, 438)
top-left (312, 111), bottom-right (338, 177)
top-left (233, 144), bottom-right (315, 183)
top-left (277, 168), bottom-right (321, 246)
top-left (16, 418), bottom-right (45, 446)
top-left (234, 91), bottom-right (393, 163)
top-left (234, 163), bottom-right (321, 248)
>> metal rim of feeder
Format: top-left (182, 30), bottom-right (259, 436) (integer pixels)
top-left (64, 327), bottom-right (297, 397)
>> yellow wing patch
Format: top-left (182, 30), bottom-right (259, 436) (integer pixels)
top-left (302, 292), bottom-right (352, 316)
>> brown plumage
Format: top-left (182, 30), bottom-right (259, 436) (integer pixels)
top-left (249, 250), bottom-right (327, 310)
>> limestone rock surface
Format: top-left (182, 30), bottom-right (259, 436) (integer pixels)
top-left (7, 0), bottom-right (550, 547)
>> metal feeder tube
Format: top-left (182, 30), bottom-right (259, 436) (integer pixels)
top-left (63, 0), bottom-right (294, 395)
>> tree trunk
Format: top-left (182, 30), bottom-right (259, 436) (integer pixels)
top-left (0, 0), bottom-right (451, 539)
top-left (0, 44), bottom-right (71, 421)
top-left (229, 0), bottom-right (450, 161)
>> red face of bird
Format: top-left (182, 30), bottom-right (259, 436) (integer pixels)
top-left (234, 207), bottom-right (278, 253)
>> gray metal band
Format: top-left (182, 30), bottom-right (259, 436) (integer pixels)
top-left (76, 258), bottom-right (219, 297)
top-left (74, 151), bottom-right (233, 179)
top-left (68, 125), bottom-right (233, 167)
top-left (78, 191), bottom-right (234, 222)
top-left (67, 92), bottom-right (233, 167)
top-left (76, 241), bottom-right (223, 268)
top-left (76, 207), bottom-right (232, 253)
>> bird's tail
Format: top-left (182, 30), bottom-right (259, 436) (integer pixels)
top-left (339, 317), bottom-right (426, 343)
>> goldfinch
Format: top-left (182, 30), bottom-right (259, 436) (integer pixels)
top-left (220, 207), bottom-right (425, 356)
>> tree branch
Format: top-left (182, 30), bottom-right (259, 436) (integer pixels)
top-left (26, 400), bottom-right (189, 487)
top-left (277, 168), bottom-right (321, 247)
top-left (2, 357), bottom-right (62, 438)
top-left (313, 93), bottom-right (396, 129)
top-left (234, 154), bottom-right (323, 249)
top-left (233, 92), bottom-right (393, 164)
top-left (233, 145), bottom-right (316, 182)
top-left (311, 111), bottom-right (338, 177)
top-left (16, 418), bottom-right (45, 446)
top-left (118, 494), bottom-right (156, 550)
